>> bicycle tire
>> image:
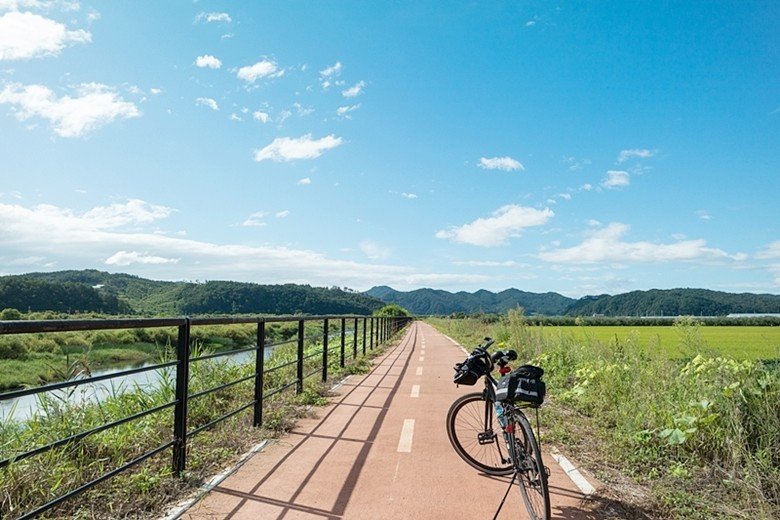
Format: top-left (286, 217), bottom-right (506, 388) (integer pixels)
top-left (446, 392), bottom-right (513, 476)
top-left (513, 411), bottom-right (551, 520)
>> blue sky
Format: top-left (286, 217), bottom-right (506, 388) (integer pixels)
top-left (0, 1), bottom-right (778, 297)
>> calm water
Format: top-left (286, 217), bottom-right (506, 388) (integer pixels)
top-left (0, 348), bottom-right (261, 423)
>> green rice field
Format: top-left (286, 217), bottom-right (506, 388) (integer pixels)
top-left (537, 325), bottom-right (779, 360)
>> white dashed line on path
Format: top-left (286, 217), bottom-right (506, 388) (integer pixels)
top-left (397, 419), bottom-right (415, 453)
top-left (416, 367), bottom-right (423, 376)
top-left (410, 384), bottom-right (420, 398)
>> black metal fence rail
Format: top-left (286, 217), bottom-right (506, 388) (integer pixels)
top-left (0, 314), bottom-right (412, 519)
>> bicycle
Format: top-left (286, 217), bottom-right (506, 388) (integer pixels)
top-left (447, 338), bottom-right (551, 520)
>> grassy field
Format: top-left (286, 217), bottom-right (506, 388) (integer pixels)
top-left (536, 325), bottom-right (779, 360)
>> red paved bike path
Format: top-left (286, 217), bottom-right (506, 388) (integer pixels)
top-left (179, 322), bottom-right (595, 519)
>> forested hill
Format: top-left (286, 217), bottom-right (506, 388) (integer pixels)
top-left (365, 286), bottom-right (575, 315)
top-left (0, 271), bottom-right (384, 316)
top-left (365, 286), bottom-right (780, 317)
top-left (564, 289), bottom-right (780, 317)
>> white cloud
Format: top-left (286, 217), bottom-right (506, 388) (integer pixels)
top-left (297, 177), bottom-right (311, 185)
top-left (539, 222), bottom-right (743, 264)
top-left (242, 212), bottom-right (267, 227)
top-left (0, 200), bottom-right (463, 290)
top-left (478, 156), bottom-right (524, 171)
top-left (581, 183), bottom-right (593, 191)
top-left (436, 205), bottom-right (554, 247)
top-left (149, 87), bottom-right (162, 95)
top-left (342, 80), bottom-right (365, 98)
top-left (602, 170), bottom-right (629, 188)
top-left (105, 251), bottom-right (179, 266)
top-left (452, 260), bottom-right (519, 267)
top-left (336, 103), bottom-right (360, 118)
top-left (617, 148), bottom-right (655, 163)
top-left (195, 54), bottom-right (221, 69)
top-left (81, 199), bottom-right (174, 228)
top-left (196, 12), bottom-right (231, 23)
top-left (401, 192), bottom-right (417, 199)
top-left (0, 11), bottom-right (90, 60)
top-left (320, 61), bottom-right (342, 77)
top-left (229, 113), bottom-right (241, 121)
top-left (252, 110), bottom-right (269, 123)
top-left (293, 102), bottom-right (314, 116)
top-left (253, 134), bottom-right (343, 162)
top-left (237, 60), bottom-right (280, 83)
top-left (0, 82), bottom-right (139, 137)
top-left (275, 210), bottom-right (290, 218)
top-left (360, 240), bottom-right (390, 260)
top-left (756, 241), bottom-right (780, 260)
top-left (696, 210), bottom-right (712, 221)
top-left (195, 97), bottom-right (218, 111)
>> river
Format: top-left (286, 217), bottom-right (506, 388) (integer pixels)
top-left (0, 348), bottom-right (260, 423)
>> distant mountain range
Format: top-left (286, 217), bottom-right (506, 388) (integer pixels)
top-left (1, 270), bottom-right (779, 317)
top-left (364, 286), bottom-right (780, 317)
top-left (0, 270), bottom-right (384, 316)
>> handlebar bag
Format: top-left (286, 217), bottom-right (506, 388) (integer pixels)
top-left (494, 364), bottom-right (545, 405)
top-left (452, 355), bottom-right (490, 386)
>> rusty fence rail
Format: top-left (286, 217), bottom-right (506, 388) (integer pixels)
top-left (0, 314), bottom-right (412, 519)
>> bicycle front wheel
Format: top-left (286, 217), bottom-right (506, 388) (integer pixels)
top-left (513, 411), bottom-right (551, 520)
top-left (446, 392), bottom-right (513, 476)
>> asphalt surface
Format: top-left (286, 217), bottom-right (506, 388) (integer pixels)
top-left (180, 322), bottom-right (596, 520)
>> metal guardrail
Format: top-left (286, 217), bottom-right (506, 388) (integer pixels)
top-left (0, 314), bottom-right (412, 519)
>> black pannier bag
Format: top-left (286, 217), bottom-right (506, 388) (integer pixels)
top-left (453, 354), bottom-right (490, 386)
top-left (494, 364), bottom-right (545, 405)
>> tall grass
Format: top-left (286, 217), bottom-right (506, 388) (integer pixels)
top-left (430, 312), bottom-right (780, 519)
top-left (0, 322), bottom-right (393, 519)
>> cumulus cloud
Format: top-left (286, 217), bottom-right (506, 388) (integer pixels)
top-left (0, 11), bottom-right (91, 60)
top-left (297, 177), bottom-right (311, 185)
top-left (401, 192), bottom-right (417, 199)
top-left (696, 210), bottom-right (712, 221)
top-left (252, 110), bottom-right (270, 123)
top-left (195, 54), bottom-right (221, 69)
top-left (602, 170), bottom-right (629, 188)
top-left (539, 222), bottom-right (744, 264)
top-left (436, 205), bottom-right (554, 247)
top-left (196, 12), bottom-right (231, 23)
top-left (105, 251), bottom-right (179, 266)
top-left (0, 82), bottom-right (139, 137)
top-left (617, 148), bottom-right (655, 163)
top-left (341, 80), bottom-right (365, 98)
top-left (195, 97), bottom-right (218, 110)
top-left (478, 156), bottom-right (524, 171)
top-left (253, 134), bottom-right (343, 162)
top-left (237, 60), bottom-right (280, 82)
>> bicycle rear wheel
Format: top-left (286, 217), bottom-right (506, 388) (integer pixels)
top-left (446, 392), bottom-right (513, 476)
top-left (512, 411), bottom-right (550, 520)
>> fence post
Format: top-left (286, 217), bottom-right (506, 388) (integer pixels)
top-left (340, 317), bottom-right (346, 367)
top-left (370, 317), bottom-right (374, 351)
top-left (322, 318), bottom-right (329, 382)
top-left (353, 318), bottom-right (358, 359)
top-left (362, 317), bottom-right (367, 355)
top-left (172, 317), bottom-right (191, 476)
top-left (253, 320), bottom-right (265, 427)
top-left (296, 320), bottom-right (305, 394)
